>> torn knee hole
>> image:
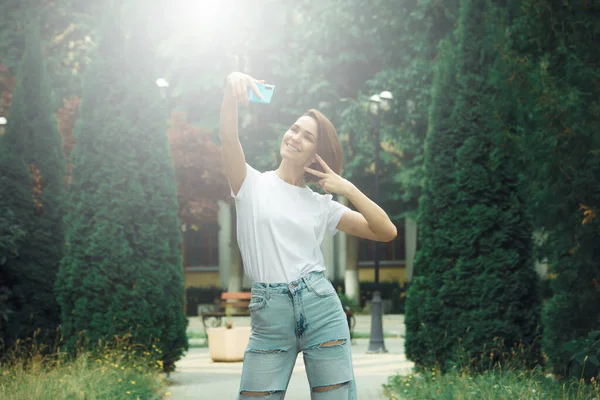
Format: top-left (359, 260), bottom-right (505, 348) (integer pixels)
top-left (313, 382), bottom-right (348, 393)
top-left (240, 391), bottom-right (279, 397)
top-left (319, 339), bottom-right (346, 348)
top-left (248, 348), bottom-right (285, 354)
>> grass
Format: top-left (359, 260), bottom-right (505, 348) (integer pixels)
top-left (383, 366), bottom-right (600, 400)
top-left (188, 341), bottom-right (208, 349)
top-left (186, 331), bottom-right (208, 348)
top-left (0, 337), bottom-right (169, 400)
top-left (186, 331), bottom-right (207, 339)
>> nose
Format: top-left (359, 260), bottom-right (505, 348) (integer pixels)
top-left (291, 132), bottom-right (301, 143)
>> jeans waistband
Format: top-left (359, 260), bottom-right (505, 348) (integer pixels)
top-left (251, 271), bottom-right (325, 295)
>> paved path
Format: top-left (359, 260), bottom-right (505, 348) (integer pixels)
top-left (167, 315), bottom-right (412, 399)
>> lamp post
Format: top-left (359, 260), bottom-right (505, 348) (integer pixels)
top-left (0, 117), bottom-right (6, 136)
top-left (367, 90), bottom-right (393, 354)
top-left (156, 78), bottom-right (169, 97)
top-left (156, 77), bottom-right (175, 117)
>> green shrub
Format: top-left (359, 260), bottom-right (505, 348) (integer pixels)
top-left (331, 279), bottom-right (407, 314)
top-left (510, 0), bottom-right (600, 380)
top-left (55, 6), bottom-right (187, 372)
top-left (0, 22), bottom-right (65, 348)
top-left (405, 1), bottom-right (542, 373)
top-left (565, 329), bottom-right (600, 382)
top-left (0, 208), bottom-right (25, 328)
top-left (337, 292), bottom-right (361, 313)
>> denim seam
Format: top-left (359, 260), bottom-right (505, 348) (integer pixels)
top-left (308, 279), bottom-right (336, 298)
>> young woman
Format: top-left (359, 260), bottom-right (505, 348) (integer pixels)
top-left (220, 72), bottom-right (397, 400)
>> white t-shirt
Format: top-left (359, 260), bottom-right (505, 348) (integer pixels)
top-left (232, 164), bottom-right (350, 283)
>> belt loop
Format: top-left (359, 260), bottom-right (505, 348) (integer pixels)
top-left (302, 276), bottom-right (310, 292)
top-left (266, 283), bottom-right (270, 299)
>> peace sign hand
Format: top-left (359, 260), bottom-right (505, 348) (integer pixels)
top-left (304, 154), bottom-right (355, 196)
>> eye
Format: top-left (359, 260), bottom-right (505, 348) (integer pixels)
top-left (304, 134), bottom-right (314, 142)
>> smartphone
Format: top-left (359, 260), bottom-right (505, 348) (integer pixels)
top-left (248, 83), bottom-right (275, 104)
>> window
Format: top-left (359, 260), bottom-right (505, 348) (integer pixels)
top-left (183, 222), bottom-right (219, 268)
top-left (358, 219), bottom-right (405, 265)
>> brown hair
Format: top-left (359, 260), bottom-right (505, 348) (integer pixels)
top-left (303, 109), bottom-right (344, 183)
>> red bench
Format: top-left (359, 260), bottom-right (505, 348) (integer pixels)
top-left (201, 292), bottom-right (251, 330)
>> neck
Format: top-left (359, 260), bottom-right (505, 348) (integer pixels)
top-left (276, 159), bottom-right (306, 187)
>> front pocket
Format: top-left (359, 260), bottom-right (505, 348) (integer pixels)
top-left (310, 278), bottom-right (337, 298)
top-left (248, 294), bottom-right (266, 311)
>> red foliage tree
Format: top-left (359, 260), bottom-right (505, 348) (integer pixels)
top-left (0, 64), bottom-right (15, 125)
top-left (167, 112), bottom-right (229, 227)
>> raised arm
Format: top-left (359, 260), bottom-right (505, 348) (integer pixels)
top-left (219, 72), bottom-right (263, 195)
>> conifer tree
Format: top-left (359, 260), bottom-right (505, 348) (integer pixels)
top-left (512, 0), bottom-right (600, 379)
top-left (55, 5), bottom-right (187, 371)
top-left (0, 23), bottom-right (65, 347)
top-left (405, 0), bottom-right (541, 371)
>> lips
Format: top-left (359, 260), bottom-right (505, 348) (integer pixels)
top-left (286, 143), bottom-right (300, 152)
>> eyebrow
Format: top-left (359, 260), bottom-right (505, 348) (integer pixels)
top-left (292, 124), bottom-right (316, 140)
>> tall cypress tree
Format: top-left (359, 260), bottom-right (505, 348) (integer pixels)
top-left (0, 22), bottom-right (65, 347)
top-left (405, 0), bottom-right (541, 371)
top-left (512, 0), bottom-right (600, 380)
top-left (404, 34), bottom-right (465, 370)
top-left (55, 4), bottom-right (187, 371)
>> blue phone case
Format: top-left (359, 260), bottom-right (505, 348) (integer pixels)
top-left (248, 83), bottom-right (275, 104)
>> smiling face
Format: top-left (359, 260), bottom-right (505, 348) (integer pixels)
top-left (280, 115), bottom-right (319, 167)
top-left (279, 109), bottom-right (343, 183)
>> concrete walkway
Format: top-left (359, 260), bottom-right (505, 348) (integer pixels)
top-left (167, 315), bottom-right (412, 399)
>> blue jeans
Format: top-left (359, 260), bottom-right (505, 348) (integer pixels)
top-left (238, 271), bottom-right (357, 399)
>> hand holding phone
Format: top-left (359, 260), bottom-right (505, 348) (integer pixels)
top-left (225, 72), bottom-right (266, 107)
top-left (248, 83), bottom-right (275, 104)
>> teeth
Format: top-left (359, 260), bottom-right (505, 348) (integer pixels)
top-left (286, 143), bottom-right (300, 152)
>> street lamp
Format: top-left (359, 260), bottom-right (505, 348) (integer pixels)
top-left (156, 78), bottom-right (169, 97)
top-left (367, 90), bottom-right (393, 354)
top-left (156, 78), bottom-right (175, 115)
top-left (0, 116), bottom-right (7, 136)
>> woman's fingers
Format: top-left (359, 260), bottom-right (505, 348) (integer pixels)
top-left (226, 73), bottom-right (264, 106)
top-left (319, 179), bottom-right (330, 193)
top-left (235, 84), bottom-right (242, 105)
top-left (242, 83), bottom-right (250, 106)
top-left (304, 167), bottom-right (326, 178)
top-left (315, 154), bottom-right (332, 172)
top-left (236, 82), bottom-right (247, 106)
top-left (249, 81), bottom-right (263, 100)
top-left (228, 74), bottom-right (245, 105)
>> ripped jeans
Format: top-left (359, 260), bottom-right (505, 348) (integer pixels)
top-left (238, 271), bottom-right (356, 399)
